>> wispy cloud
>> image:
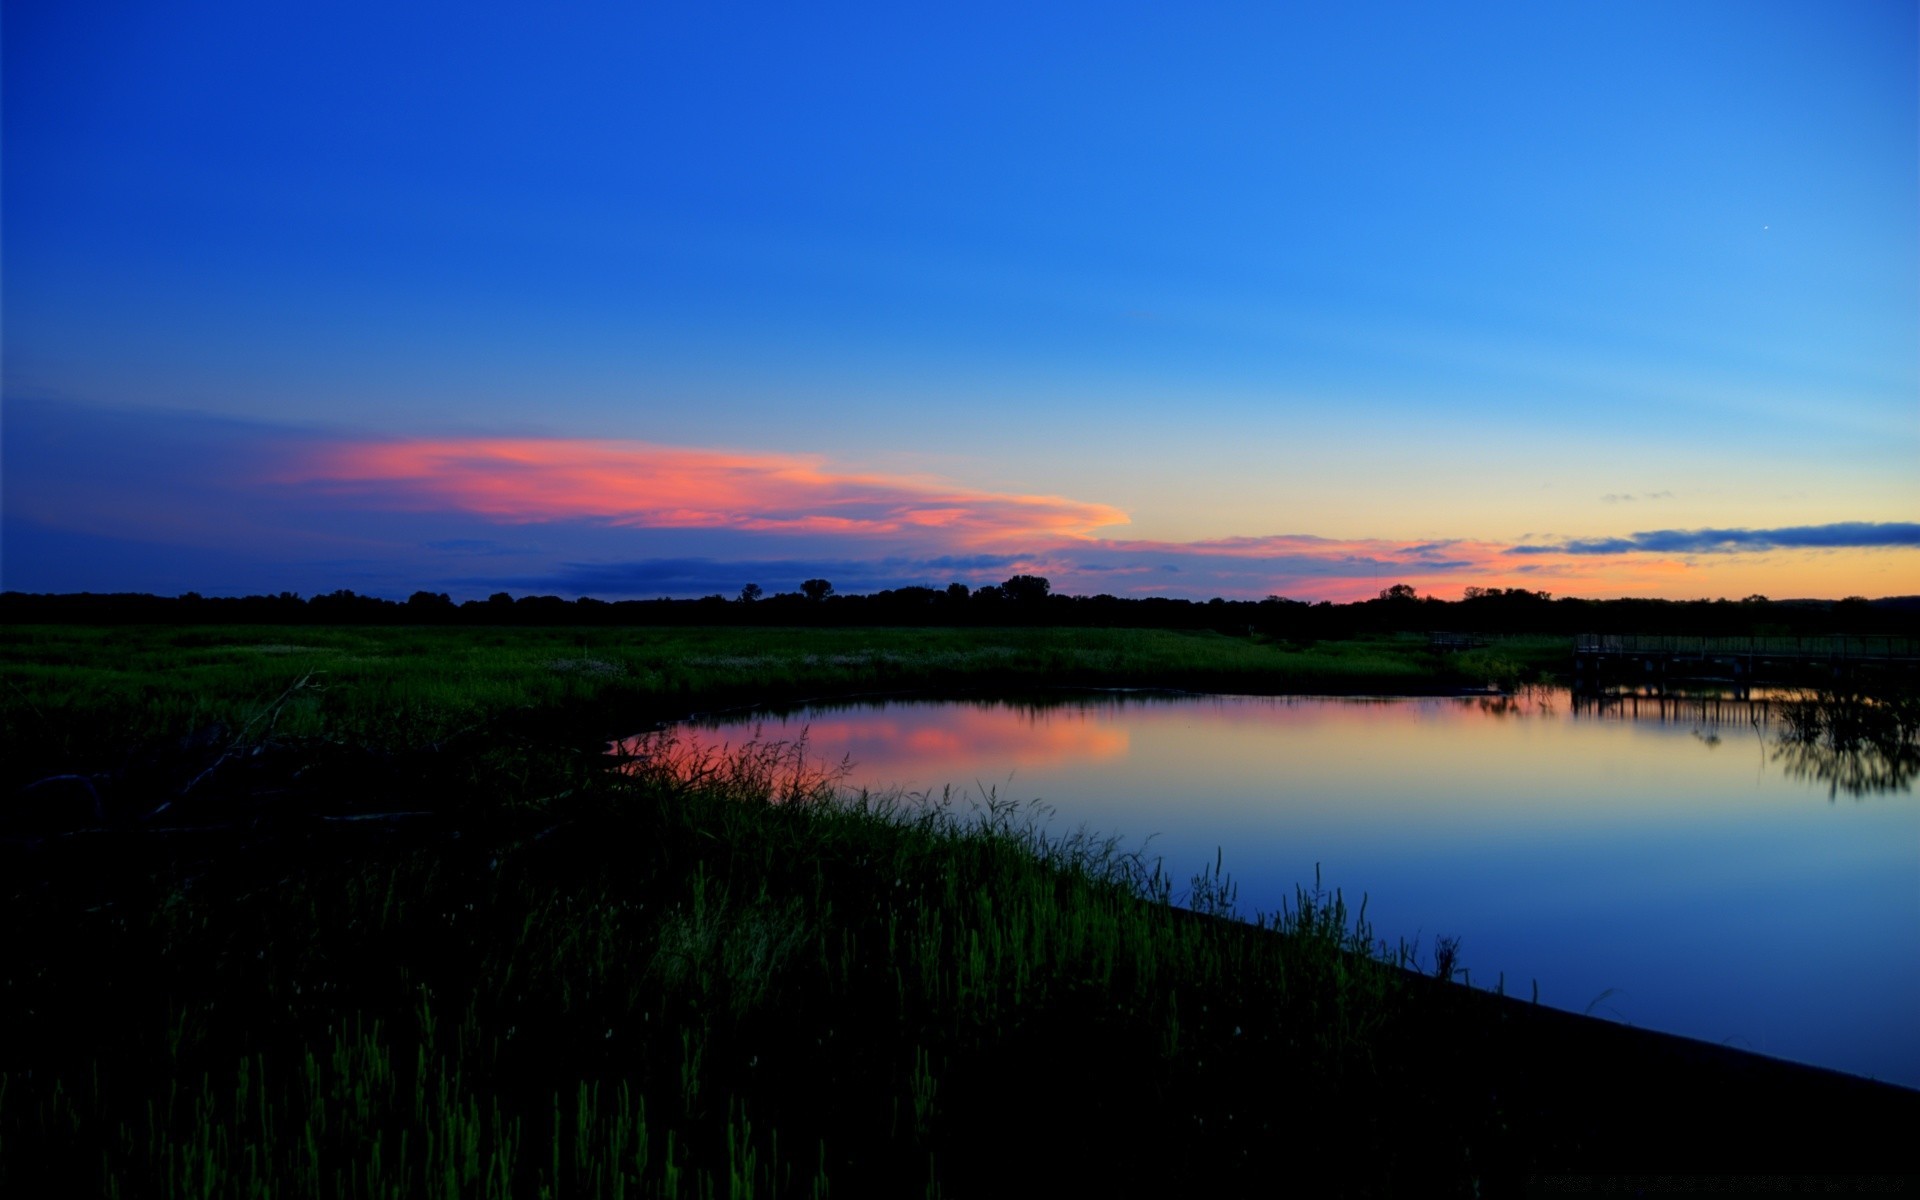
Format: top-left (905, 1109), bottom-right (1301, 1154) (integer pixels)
top-left (289, 438), bottom-right (1128, 546)
top-left (1510, 522), bottom-right (1920, 556)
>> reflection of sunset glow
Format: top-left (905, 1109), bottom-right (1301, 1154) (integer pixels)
top-left (664, 691), bottom-right (1831, 821)
top-left (288, 438), bottom-right (1128, 546)
top-left (608, 729), bottom-right (852, 802)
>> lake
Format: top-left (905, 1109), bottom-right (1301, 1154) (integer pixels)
top-left (640, 689), bottom-right (1920, 1089)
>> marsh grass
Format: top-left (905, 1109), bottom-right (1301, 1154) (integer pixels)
top-left (1448, 637), bottom-right (1568, 693)
top-left (0, 625), bottom-right (1468, 793)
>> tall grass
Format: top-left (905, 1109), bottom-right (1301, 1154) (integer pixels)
top-left (2, 730), bottom-right (1460, 1196)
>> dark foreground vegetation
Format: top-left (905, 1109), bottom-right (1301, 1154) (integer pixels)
top-left (4, 625), bottom-right (1917, 1195)
top-left (9, 736), bottom-right (1917, 1197)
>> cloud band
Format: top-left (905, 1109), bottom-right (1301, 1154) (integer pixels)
top-left (1509, 523), bottom-right (1920, 556)
top-left (290, 438), bottom-right (1129, 546)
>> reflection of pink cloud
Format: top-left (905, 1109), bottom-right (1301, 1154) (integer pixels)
top-left (794, 710), bottom-right (1131, 784)
top-left (620, 696), bottom-right (1578, 800)
top-left (615, 707), bottom-right (1131, 795)
top-left (287, 438), bottom-right (1128, 547)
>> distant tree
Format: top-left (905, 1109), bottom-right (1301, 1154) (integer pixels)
top-left (516, 595), bottom-right (569, 619)
top-left (407, 590), bottom-right (453, 610)
top-left (800, 579), bottom-right (835, 602)
top-left (1379, 584), bottom-right (1419, 602)
top-left (1464, 586), bottom-right (1550, 603)
top-left (739, 583), bottom-right (764, 603)
top-left (945, 582), bottom-right (970, 601)
top-left (487, 592), bottom-right (514, 606)
top-left (1001, 574), bottom-right (1051, 603)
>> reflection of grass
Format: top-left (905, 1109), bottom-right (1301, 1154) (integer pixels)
top-left (1774, 688), bottom-right (1919, 798)
top-left (2, 625), bottom-right (1471, 789)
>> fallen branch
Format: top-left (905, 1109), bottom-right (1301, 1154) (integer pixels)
top-left (157, 673), bottom-right (323, 816)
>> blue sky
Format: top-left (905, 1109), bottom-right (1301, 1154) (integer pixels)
top-left (5, 1), bottom-right (1916, 600)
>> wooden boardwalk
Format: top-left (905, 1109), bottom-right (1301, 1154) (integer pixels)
top-left (1572, 634), bottom-right (1920, 692)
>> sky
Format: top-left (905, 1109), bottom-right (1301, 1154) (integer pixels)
top-left (4, 0), bottom-right (1916, 602)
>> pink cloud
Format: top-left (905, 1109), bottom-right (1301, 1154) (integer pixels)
top-left (286, 438), bottom-right (1129, 547)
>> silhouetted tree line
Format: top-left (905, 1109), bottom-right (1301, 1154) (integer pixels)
top-left (4, 580), bottom-right (1917, 636)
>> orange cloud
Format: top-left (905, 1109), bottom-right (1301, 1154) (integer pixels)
top-left (288, 437), bottom-right (1129, 546)
top-left (1021, 529), bottom-right (1904, 602)
top-left (1022, 532), bottom-right (1920, 602)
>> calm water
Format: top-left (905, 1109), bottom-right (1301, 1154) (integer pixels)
top-left (659, 690), bottom-right (1920, 1088)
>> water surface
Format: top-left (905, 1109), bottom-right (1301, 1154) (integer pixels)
top-left (658, 690), bottom-right (1920, 1087)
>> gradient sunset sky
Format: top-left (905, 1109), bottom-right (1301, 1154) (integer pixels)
top-left (5, 1), bottom-right (1916, 601)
